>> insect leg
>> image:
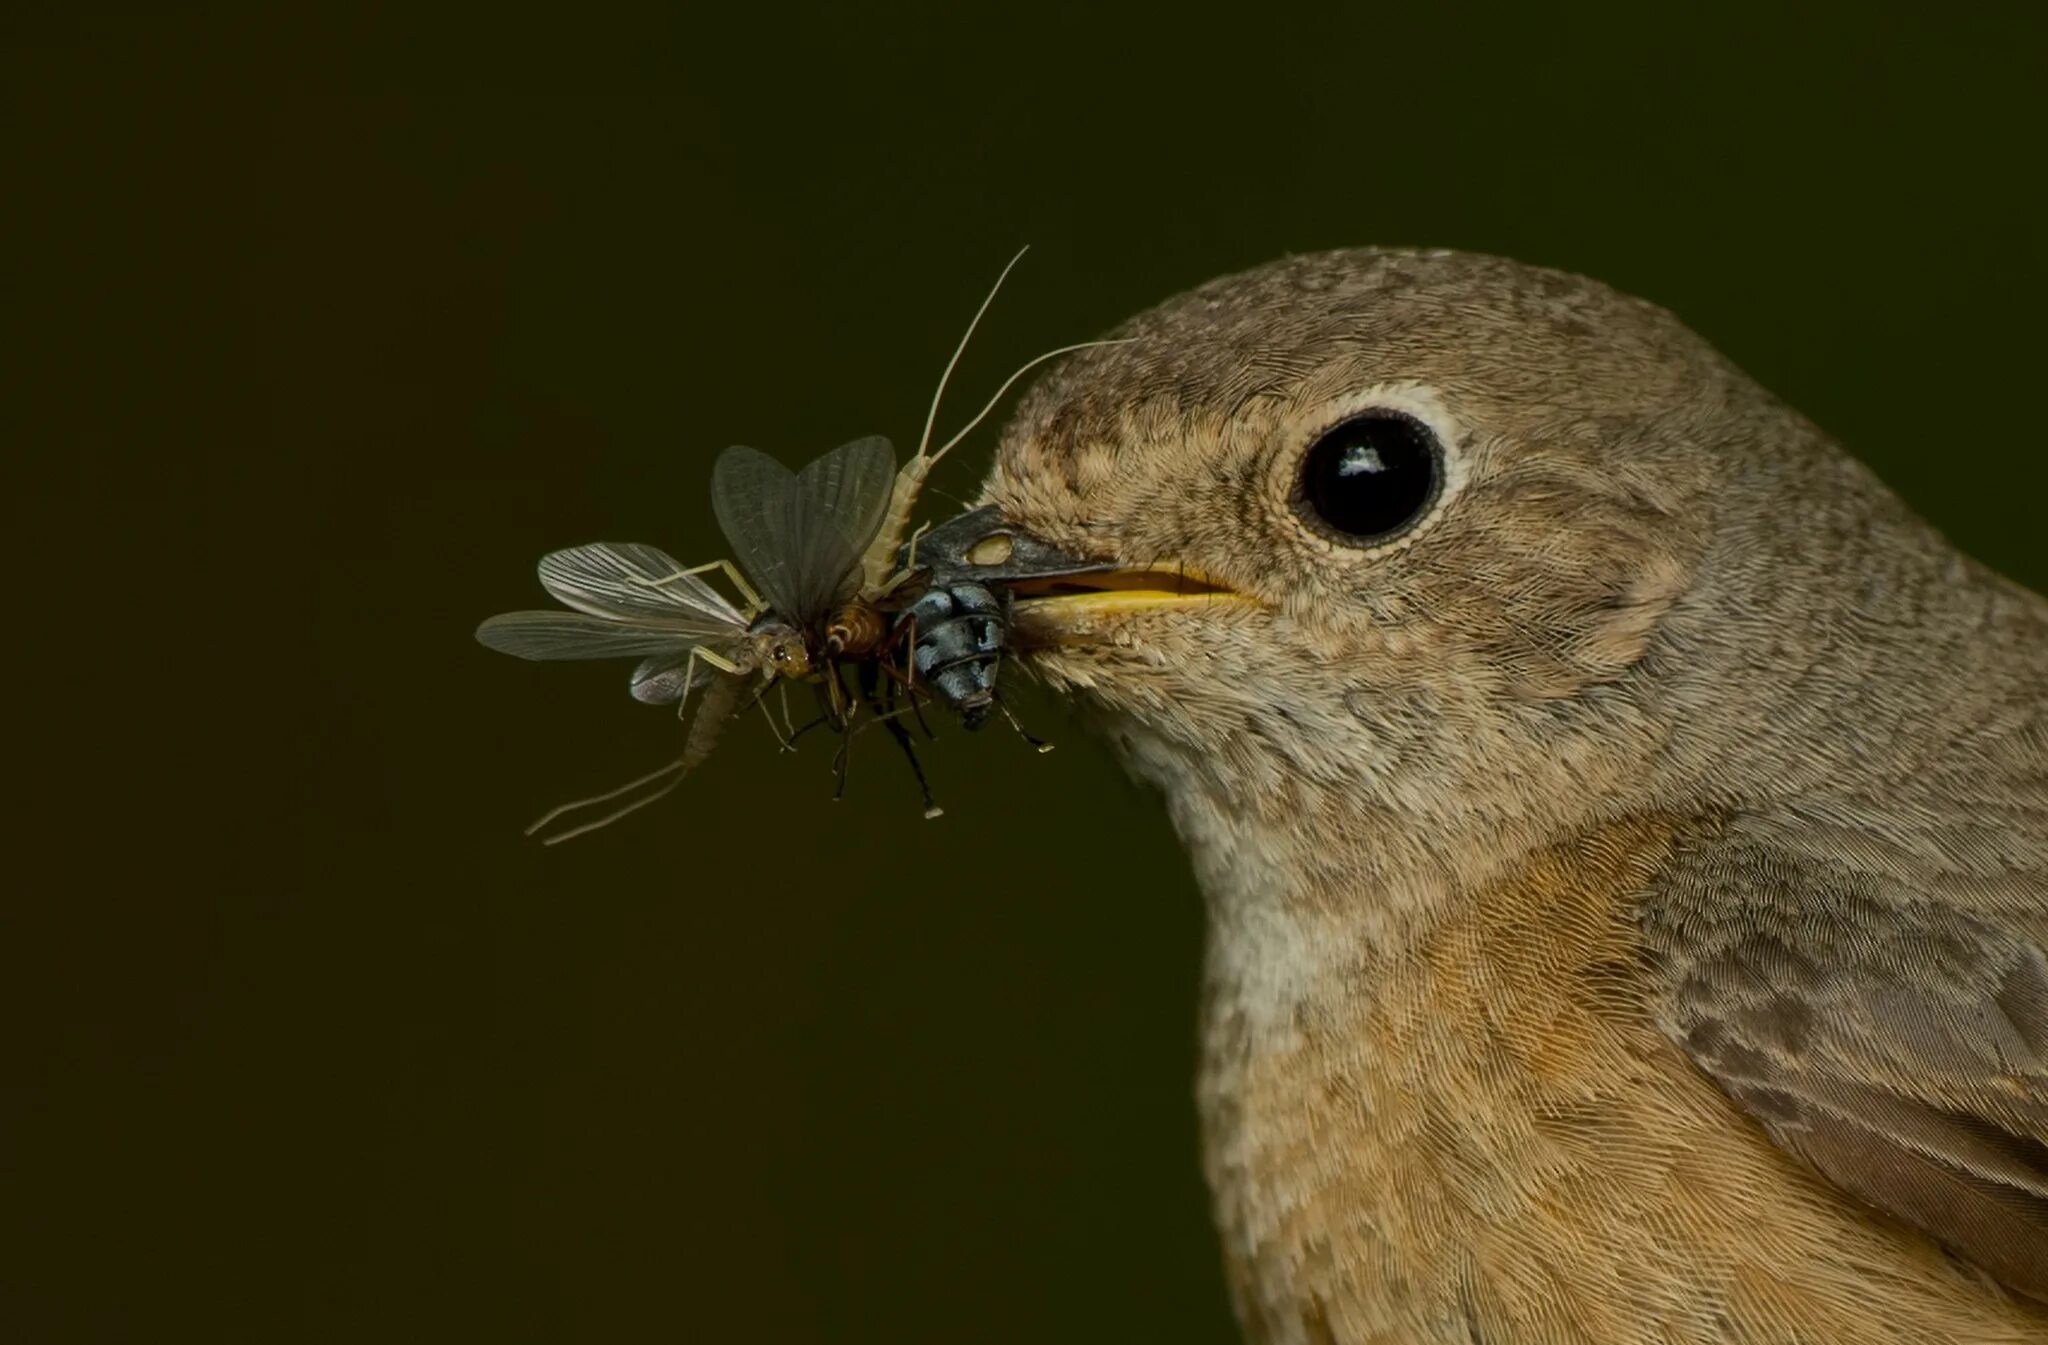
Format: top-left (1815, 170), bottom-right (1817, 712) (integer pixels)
top-left (879, 615), bottom-right (934, 738)
top-left (878, 520), bottom-right (935, 595)
top-left (633, 558), bottom-right (767, 617)
top-left (741, 675), bottom-right (796, 751)
top-left (995, 695), bottom-right (1056, 754)
top-left (831, 661), bottom-right (859, 732)
top-left (908, 693), bottom-right (935, 741)
top-left (785, 713), bottom-right (832, 746)
top-left (831, 726), bottom-right (852, 802)
top-left (662, 644), bottom-right (745, 721)
top-left (865, 664), bottom-right (941, 819)
top-left (828, 662), bottom-right (864, 800)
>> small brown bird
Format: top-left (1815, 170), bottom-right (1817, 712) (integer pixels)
top-left (944, 250), bottom-right (2048, 1342)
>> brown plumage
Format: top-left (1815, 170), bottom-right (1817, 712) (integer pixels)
top-left (961, 249), bottom-right (2048, 1342)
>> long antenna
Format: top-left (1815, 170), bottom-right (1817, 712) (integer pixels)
top-left (915, 245), bottom-right (1031, 463)
top-left (926, 337), bottom-right (1133, 466)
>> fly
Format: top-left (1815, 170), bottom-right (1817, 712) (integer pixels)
top-left (475, 248), bottom-right (1123, 840)
top-left (477, 436), bottom-right (901, 841)
top-left (887, 503), bottom-right (1118, 733)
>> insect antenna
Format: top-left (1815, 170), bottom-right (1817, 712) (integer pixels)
top-left (925, 336), bottom-right (1138, 469)
top-left (914, 245), bottom-right (1135, 472)
top-left (916, 245), bottom-right (1030, 464)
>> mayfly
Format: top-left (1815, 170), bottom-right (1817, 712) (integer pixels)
top-left (476, 247), bottom-right (1123, 841)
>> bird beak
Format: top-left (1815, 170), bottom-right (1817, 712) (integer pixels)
top-left (906, 506), bottom-right (1254, 646)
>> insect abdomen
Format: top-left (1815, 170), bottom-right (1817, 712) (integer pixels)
top-left (825, 600), bottom-right (888, 658)
top-left (903, 582), bottom-right (1004, 729)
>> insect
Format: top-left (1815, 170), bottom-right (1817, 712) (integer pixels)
top-left (475, 248), bottom-right (1123, 841)
top-left (476, 436), bottom-right (911, 840)
top-left (892, 503), bottom-right (1119, 731)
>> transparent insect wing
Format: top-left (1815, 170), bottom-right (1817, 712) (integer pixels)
top-left (475, 610), bottom-right (738, 663)
top-left (476, 542), bottom-right (752, 665)
top-left (628, 650), bottom-right (723, 705)
top-left (535, 541), bottom-right (746, 632)
top-left (794, 434), bottom-right (896, 602)
top-left (711, 446), bottom-right (807, 618)
top-left (711, 437), bottom-right (895, 622)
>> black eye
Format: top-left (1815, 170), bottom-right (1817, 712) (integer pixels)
top-left (1293, 412), bottom-right (1441, 544)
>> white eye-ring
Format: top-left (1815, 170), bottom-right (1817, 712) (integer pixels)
top-left (1264, 382), bottom-right (1469, 564)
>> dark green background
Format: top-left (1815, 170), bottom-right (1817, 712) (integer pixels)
top-left (11, 5), bottom-right (2044, 1341)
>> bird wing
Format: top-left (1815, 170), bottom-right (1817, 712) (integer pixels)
top-left (1641, 767), bottom-right (2048, 1301)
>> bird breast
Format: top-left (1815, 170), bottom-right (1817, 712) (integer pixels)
top-left (1190, 812), bottom-right (2047, 1345)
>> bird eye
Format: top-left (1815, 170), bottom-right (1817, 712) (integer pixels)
top-left (1293, 412), bottom-right (1441, 545)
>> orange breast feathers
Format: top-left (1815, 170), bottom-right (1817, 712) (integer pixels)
top-left (1200, 816), bottom-right (2048, 1345)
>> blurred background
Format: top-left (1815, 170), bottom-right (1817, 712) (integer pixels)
top-left (9, 4), bottom-right (2045, 1340)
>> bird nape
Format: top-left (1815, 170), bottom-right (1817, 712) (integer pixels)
top-left (958, 248), bottom-right (2047, 1343)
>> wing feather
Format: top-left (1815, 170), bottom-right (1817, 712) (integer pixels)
top-left (1644, 778), bottom-right (2048, 1302)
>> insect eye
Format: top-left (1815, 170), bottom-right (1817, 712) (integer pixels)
top-left (1293, 411), bottom-right (1441, 545)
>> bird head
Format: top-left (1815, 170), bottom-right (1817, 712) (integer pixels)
top-left (952, 249), bottom-right (1947, 933)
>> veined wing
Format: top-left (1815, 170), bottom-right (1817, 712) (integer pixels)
top-left (711, 446), bottom-right (805, 619)
top-left (628, 650), bottom-right (719, 705)
top-left (792, 435), bottom-right (895, 607)
top-left (536, 542), bottom-right (747, 632)
top-left (711, 437), bottom-right (895, 623)
top-left (475, 610), bottom-right (744, 663)
top-left (478, 541), bottom-right (752, 665)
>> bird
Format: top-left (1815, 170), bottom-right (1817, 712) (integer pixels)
top-left (932, 249), bottom-right (2048, 1343)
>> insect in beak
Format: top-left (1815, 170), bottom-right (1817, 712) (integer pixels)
top-left (915, 506), bottom-right (1254, 647)
top-left (901, 505), bottom-right (1116, 587)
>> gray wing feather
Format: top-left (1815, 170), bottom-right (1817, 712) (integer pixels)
top-left (1643, 768), bottom-right (2048, 1301)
